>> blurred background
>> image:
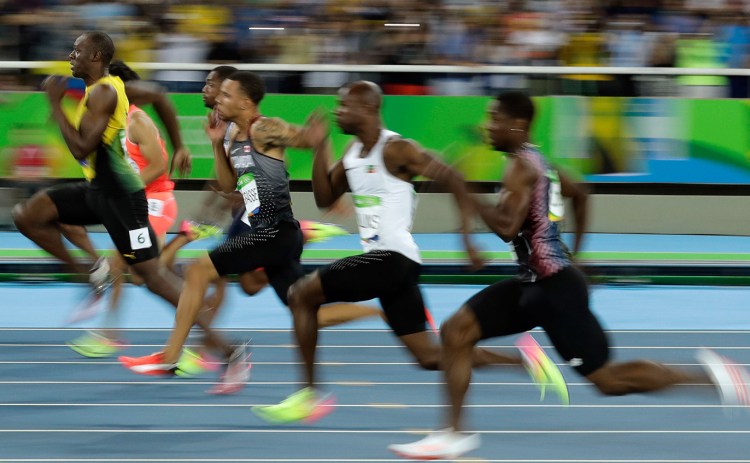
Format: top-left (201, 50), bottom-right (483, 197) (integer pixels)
top-left (1, 0), bottom-right (750, 97)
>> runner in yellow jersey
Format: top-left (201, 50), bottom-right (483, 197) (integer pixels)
top-left (12, 31), bottom-right (245, 378)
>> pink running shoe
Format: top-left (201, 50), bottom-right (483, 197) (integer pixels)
top-left (208, 343), bottom-right (252, 395)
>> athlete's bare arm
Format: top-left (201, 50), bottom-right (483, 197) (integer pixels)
top-left (475, 156), bottom-right (538, 242)
top-left (383, 138), bottom-right (483, 269)
top-left (127, 111), bottom-right (166, 185)
top-left (251, 116), bottom-right (326, 156)
top-left (292, 112), bottom-right (349, 208)
top-left (205, 116), bottom-right (238, 194)
top-left (559, 169), bottom-right (588, 255)
top-left (125, 81), bottom-right (191, 176)
top-left (44, 76), bottom-right (115, 160)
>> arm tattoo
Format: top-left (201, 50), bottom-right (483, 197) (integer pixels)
top-left (254, 117), bottom-right (303, 150)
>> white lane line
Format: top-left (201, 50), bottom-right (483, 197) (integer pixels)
top-left (3, 344), bottom-right (750, 349)
top-left (0, 403), bottom-right (737, 409)
top-left (0, 429), bottom-right (748, 434)
top-left (2, 460), bottom-right (750, 463)
top-left (0, 380), bottom-right (718, 387)
top-left (1, 328), bottom-right (749, 334)
top-left (5, 460), bottom-right (750, 463)
top-left (0, 361), bottom-right (747, 368)
top-left (3, 460), bottom-right (747, 463)
top-left (0, 361), bottom-right (404, 365)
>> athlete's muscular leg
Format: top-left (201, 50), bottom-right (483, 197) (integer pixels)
top-left (587, 361), bottom-right (705, 396)
top-left (318, 303), bottom-right (384, 328)
top-left (239, 270), bottom-right (268, 296)
top-left (59, 224), bottom-right (99, 262)
top-left (398, 331), bottom-right (442, 370)
top-left (159, 234), bottom-right (190, 270)
top-left (130, 256), bottom-right (234, 361)
top-left (12, 191), bottom-right (88, 274)
top-left (95, 254), bottom-right (128, 340)
top-left (287, 272), bottom-right (327, 388)
top-left (399, 310), bottom-right (522, 372)
top-left (440, 305), bottom-right (483, 431)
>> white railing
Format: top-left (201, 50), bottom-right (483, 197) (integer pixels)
top-left (2, 62), bottom-right (750, 76)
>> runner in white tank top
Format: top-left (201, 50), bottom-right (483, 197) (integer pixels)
top-left (342, 128), bottom-right (420, 263)
top-left (254, 81), bottom-right (521, 425)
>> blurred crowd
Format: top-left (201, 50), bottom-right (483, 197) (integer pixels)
top-left (1, 0), bottom-right (750, 96)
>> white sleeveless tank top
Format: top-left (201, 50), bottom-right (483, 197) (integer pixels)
top-left (342, 129), bottom-right (421, 264)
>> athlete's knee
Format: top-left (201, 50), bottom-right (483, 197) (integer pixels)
top-left (240, 281), bottom-right (263, 296)
top-left (11, 201), bottom-right (33, 232)
top-left (586, 365), bottom-right (629, 396)
top-left (591, 379), bottom-right (628, 396)
top-left (12, 192), bottom-right (55, 231)
top-left (414, 351), bottom-right (441, 371)
top-left (239, 271), bottom-right (266, 296)
top-left (441, 306), bottom-right (481, 350)
top-left (288, 272), bottom-right (324, 309)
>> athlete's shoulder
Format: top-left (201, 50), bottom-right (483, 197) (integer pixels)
top-left (85, 82), bottom-right (119, 111)
top-left (88, 80), bottom-right (117, 97)
top-left (383, 136), bottom-right (422, 159)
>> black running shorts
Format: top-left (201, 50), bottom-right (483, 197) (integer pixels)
top-left (466, 265), bottom-right (609, 376)
top-left (47, 181), bottom-right (158, 265)
top-left (208, 219), bottom-right (303, 305)
top-left (319, 250), bottom-right (425, 336)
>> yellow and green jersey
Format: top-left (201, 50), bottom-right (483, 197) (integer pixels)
top-left (72, 74), bottom-right (144, 193)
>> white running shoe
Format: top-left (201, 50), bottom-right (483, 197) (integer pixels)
top-left (696, 348), bottom-right (750, 406)
top-left (89, 257), bottom-right (112, 294)
top-left (388, 428), bottom-right (480, 460)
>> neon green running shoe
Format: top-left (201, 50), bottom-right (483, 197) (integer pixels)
top-left (299, 220), bottom-right (348, 244)
top-left (516, 333), bottom-right (570, 405)
top-left (252, 387), bottom-right (336, 424)
top-left (67, 331), bottom-right (123, 358)
top-left (175, 348), bottom-right (219, 378)
top-left (180, 220), bottom-right (223, 241)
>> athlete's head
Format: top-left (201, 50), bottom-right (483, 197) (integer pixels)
top-left (69, 31), bottom-right (115, 80)
top-left (108, 60), bottom-right (140, 82)
top-left (485, 91), bottom-right (534, 153)
top-left (214, 71), bottom-right (265, 122)
top-left (202, 65), bottom-right (238, 108)
top-left (334, 81), bottom-right (382, 136)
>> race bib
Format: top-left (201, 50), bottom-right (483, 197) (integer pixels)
top-left (546, 169), bottom-right (565, 222)
top-left (352, 194), bottom-right (382, 243)
top-left (120, 132), bottom-right (140, 174)
top-left (147, 198), bottom-right (164, 217)
top-left (237, 172), bottom-right (261, 218)
top-left (129, 227), bottom-right (152, 250)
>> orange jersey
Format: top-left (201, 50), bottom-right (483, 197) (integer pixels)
top-left (125, 105), bottom-right (174, 194)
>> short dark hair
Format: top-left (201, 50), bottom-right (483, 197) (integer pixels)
top-left (496, 91), bottom-right (535, 123)
top-left (108, 60), bottom-right (140, 82)
top-left (228, 71), bottom-right (265, 105)
top-left (211, 65), bottom-right (238, 81)
top-left (85, 31), bottom-right (115, 65)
